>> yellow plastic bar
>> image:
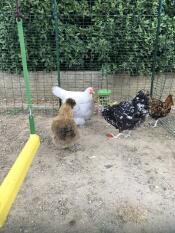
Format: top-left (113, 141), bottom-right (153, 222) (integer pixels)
top-left (0, 134), bottom-right (40, 227)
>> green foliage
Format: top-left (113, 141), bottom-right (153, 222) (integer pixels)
top-left (0, 0), bottom-right (174, 75)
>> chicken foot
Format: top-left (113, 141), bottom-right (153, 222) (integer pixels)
top-left (113, 130), bottom-right (131, 139)
top-left (152, 119), bottom-right (159, 128)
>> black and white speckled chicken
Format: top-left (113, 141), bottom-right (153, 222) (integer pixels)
top-left (102, 90), bottom-right (150, 137)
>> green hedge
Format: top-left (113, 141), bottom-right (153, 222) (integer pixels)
top-left (0, 0), bottom-right (175, 75)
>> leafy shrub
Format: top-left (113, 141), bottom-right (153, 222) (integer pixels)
top-left (0, 0), bottom-right (174, 74)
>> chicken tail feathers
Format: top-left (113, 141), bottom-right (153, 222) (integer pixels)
top-left (52, 86), bottom-right (65, 99)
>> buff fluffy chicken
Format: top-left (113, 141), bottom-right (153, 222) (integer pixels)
top-left (149, 94), bottom-right (174, 127)
top-left (102, 90), bottom-right (150, 138)
top-left (52, 86), bottom-right (95, 126)
top-left (51, 98), bottom-right (79, 148)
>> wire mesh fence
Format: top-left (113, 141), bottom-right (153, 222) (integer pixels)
top-left (151, 1), bottom-right (175, 99)
top-left (0, 0), bottom-right (175, 124)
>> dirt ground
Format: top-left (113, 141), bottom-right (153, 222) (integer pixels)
top-left (0, 113), bottom-right (175, 233)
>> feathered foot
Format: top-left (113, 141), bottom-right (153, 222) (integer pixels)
top-left (66, 143), bottom-right (82, 152)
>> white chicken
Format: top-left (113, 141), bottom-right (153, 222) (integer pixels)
top-left (52, 86), bottom-right (95, 126)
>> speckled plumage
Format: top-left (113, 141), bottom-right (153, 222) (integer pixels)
top-left (149, 95), bottom-right (174, 119)
top-left (102, 90), bottom-right (150, 132)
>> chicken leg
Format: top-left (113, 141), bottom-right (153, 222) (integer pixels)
top-left (113, 130), bottom-right (131, 138)
top-left (152, 119), bottom-right (159, 128)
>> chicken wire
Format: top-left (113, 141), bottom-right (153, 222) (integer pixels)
top-left (151, 0), bottom-right (175, 136)
top-left (0, 1), bottom-right (175, 132)
top-left (151, 11), bottom-right (175, 100)
top-left (159, 113), bottom-right (175, 136)
top-left (0, 17), bottom-right (150, 113)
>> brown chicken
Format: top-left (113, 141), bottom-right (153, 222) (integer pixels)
top-left (149, 94), bottom-right (174, 127)
top-left (51, 98), bottom-right (79, 148)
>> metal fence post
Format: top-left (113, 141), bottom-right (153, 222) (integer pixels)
top-left (150, 0), bottom-right (163, 97)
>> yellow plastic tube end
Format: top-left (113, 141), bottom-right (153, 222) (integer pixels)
top-left (0, 134), bottom-right (40, 227)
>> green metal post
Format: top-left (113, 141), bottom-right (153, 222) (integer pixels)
top-left (150, 0), bottom-right (163, 97)
top-left (52, 0), bottom-right (61, 87)
top-left (17, 19), bottom-right (36, 134)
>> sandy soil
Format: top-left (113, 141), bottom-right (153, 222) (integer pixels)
top-left (0, 113), bottom-right (175, 233)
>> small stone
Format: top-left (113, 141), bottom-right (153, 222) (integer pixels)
top-left (69, 219), bottom-right (76, 226)
top-left (149, 185), bottom-right (155, 191)
top-left (104, 164), bottom-right (113, 169)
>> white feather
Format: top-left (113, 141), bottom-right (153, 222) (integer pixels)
top-left (52, 86), bottom-right (93, 103)
top-left (74, 118), bottom-right (85, 126)
top-left (52, 86), bottom-right (94, 125)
